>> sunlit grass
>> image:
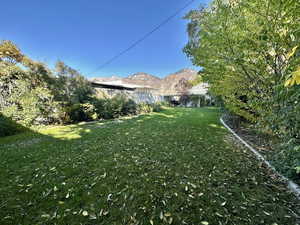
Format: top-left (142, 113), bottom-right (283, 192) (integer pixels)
top-left (0, 108), bottom-right (298, 225)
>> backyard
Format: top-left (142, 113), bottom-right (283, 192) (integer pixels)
top-left (0, 108), bottom-right (299, 225)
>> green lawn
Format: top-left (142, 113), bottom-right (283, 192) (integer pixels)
top-left (0, 108), bottom-right (299, 225)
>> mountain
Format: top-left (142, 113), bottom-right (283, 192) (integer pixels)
top-left (160, 69), bottom-right (198, 95)
top-left (124, 72), bottom-right (162, 88)
top-left (91, 69), bottom-right (199, 94)
top-left (90, 75), bottom-right (122, 83)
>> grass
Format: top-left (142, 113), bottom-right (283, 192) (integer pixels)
top-left (0, 108), bottom-right (299, 225)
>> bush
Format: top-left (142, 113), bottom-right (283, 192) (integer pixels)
top-left (58, 96), bottom-right (139, 123)
top-left (136, 102), bottom-right (164, 114)
top-left (0, 114), bottom-right (26, 137)
top-left (272, 141), bottom-right (300, 180)
top-left (101, 96), bottom-right (123, 119)
top-left (122, 99), bottom-right (137, 115)
top-left (137, 103), bottom-right (153, 114)
top-left (152, 103), bottom-right (163, 112)
top-left (67, 103), bottom-right (98, 123)
top-left (91, 98), bottom-right (106, 118)
top-left (100, 95), bottom-right (137, 119)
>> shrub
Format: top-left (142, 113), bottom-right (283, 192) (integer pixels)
top-left (272, 141), bottom-right (300, 180)
top-left (91, 98), bottom-right (106, 119)
top-left (137, 103), bottom-right (153, 114)
top-left (101, 96), bottom-right (123, 119)
top-left (121, 99), bottom-right (137, 115)
top-left (67, 103), bottom-right (98, 123)
top-left (1, 83), bottom-right (59, 126)
top-left (100, 95), bottom-right (137, 119)
top-left (152, 103), bottom-right (163, 112)
top-left (159, 101), bottom-right (171, 107)
top-left (137, 102), bottom-right (165, 114)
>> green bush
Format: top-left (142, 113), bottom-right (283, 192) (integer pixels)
top-left (137, 103), bottom-right (153, 114)
top-left (58, 96), bottom-right (139, 123)
top-left (0, 69), bottom-right (59, 126)
top-left (137, 102), bottom-right (165, 114)
top-left (122, 99), bottom-right (137, 115)
top-left (0, 114), bottom-right (26, 137)
top-left (272, 141), bottom-right (300, 180)
top-left (91, 98), bottom-right (106, 119)
top-left (261, 85), bottom-right (300, 178)
top-left (51, 102), bottom-right (71, 124)
top-left (100, 95), bottom-right (137, 119)
top-left (159, 101), bottom-right (171, 107)
top-left (152, 103), bottom-right (163, 112)
top-left (101, 96), bottom-right (123, 119)
top-left (67, 103), bottom-right (98, 123)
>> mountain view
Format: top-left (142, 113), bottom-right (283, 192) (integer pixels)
top-left (91, 68), bottom-right (198, 94)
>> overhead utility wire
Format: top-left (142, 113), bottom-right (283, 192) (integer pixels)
top-left (88, 0), bottom-right (195, 75)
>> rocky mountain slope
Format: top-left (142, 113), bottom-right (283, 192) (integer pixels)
top-left (124, 72), bottom-right (162, 88)
top-left (160, 69), bottom-right (198, 94)
top-left (91, 69), bottom-right (199, 94)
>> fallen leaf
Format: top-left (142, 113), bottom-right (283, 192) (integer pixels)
top-left (165, 212), bottom-right (171, 217)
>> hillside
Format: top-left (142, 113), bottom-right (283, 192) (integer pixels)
top-left (91, 69), bottom-right (199, 94)
top-left (161, 69), bottom-right (198, 95)
top-left (124, 72), bottom-right (162, 88)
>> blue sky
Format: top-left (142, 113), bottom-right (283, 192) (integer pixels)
top-left (0, 0), bottom-right (210, 78)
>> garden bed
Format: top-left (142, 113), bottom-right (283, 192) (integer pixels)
top-left (222, 114), bottom-right (300, 186)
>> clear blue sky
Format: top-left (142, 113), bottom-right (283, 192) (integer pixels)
top-left (0, 0), bottom-right (210, 78)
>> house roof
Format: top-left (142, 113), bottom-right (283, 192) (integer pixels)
top-left (90, 79), bottom-right (156, 90)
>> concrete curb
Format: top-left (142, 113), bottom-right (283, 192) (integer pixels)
top-left (220, 117), bottom-right (300, 200)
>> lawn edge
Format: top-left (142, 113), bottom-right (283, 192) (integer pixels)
top-left (220, 117), bottom-right (300, 201)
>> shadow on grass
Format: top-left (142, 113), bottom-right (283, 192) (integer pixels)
top-left (0, 107), bottom-right (221, 147)
top-left (0, 114), bottom-right (30, 137)
top-left (0, 107), bottom-right (222, 150)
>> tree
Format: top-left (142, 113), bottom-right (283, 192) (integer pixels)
top-left (0, 40), bottom-right (23, 64)
top-left (0, 40), bottom-right (59, 125)
top-left (184, 0), bottom-right (300, 122)
top-left (184, 0), bottom-right (300, 177)
top-left (54, 61), bottom-right (94, 105)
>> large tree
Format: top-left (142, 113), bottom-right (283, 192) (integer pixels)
top-left (54, 61), bottom-right (94, 105)
top-left (184, 0), bottom-right (300, 177)
top-left (184, 0), bottom-right (300, 122)
top-left (0, 40), bottom-right (58, 125)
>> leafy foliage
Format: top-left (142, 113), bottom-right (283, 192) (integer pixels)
top-left (67, 103), bottom-right (98, 123)
top-left (184, 0), bottom-right (300, 179)
top-left (0, 40), bottom-right (24, 63)
top-left (0, 40), bottom-right (165, 132)
top-left (0, 42), bottom-right (59, 126)
top-left (54, 61), bottom-right (94, 105)
top-left (137, 103), bottom-right (154, 114)
top-left (285, 66), bottom-right (300, 87)
top-left (0, 41), bottom-right (95, 128)
top-left (100, 95), bottom-right (136, 119)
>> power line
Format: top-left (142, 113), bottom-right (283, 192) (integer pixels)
top-left (88, 0), bottom-right (195, 75)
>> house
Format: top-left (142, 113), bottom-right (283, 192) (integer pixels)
top-left (163, 83), bottom-right (210, 107)
top-left (90, 78), bottom-right (211, 107)
top-left (90, 80), bottom-right (164, 103)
